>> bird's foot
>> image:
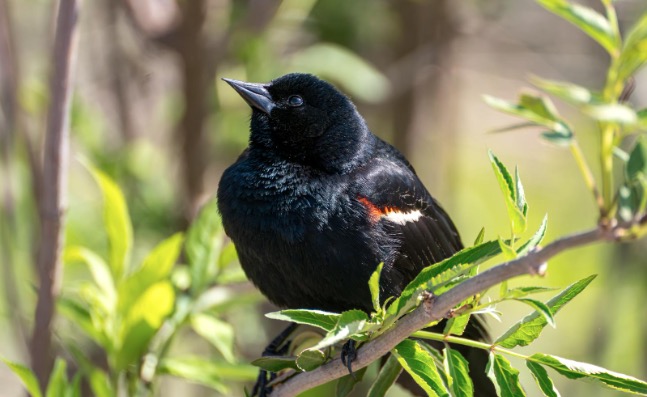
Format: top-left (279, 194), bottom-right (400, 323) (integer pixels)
top-left (340, 339), bottom-right (358, 379)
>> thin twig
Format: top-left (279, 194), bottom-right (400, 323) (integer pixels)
top-left (29, 0), bottom-right (80, 391)
top-left (271, 225), bottom-right (619, 397)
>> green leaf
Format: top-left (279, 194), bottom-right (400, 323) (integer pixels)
top-left (531, 76), bottom-right (594, 105)
top-left (46, 358), bottom-right (68, 397)
top-left (266, 309), bottom-right (340, 332)
top-left (367, 354), bottom-right (403, 397)
top-left (495, 275), bottom-right (596, 348)
top-left (186, 199), bottom-right (224, 293)
top-left (369, 263), bottom-right (384, 313)
top-left (86, 165), bottom-right (133, 280)
top-left (519, 93), bottom-right (560, 122)
top-left (337, 367), bottom-right (367, 397)
top-left (444, 313), bottom-right (471, 337)
top-left (527, 361), bottom-right (561, 397)
top-left (1, 358), bottom-right (43, 397)
top-left (251, 356), bottom-right (299, 372)
top-left (296, 349), bottom-right (327, 371)
top-left (529, 353), bottom-right (647, 394)
top-left (618, 185), bottom-right (635, 222)
top-left (583, 103), bottom-right (638, 124)
top-left (504, 286), bottom-right (556, 299)
top-left (393, 340), bottom-right (448, 397)
top-left (473, 227), bottom-right (485, 246)
top-left (159, 357), bottom-right (257, 393)
top-left (387, 239), bottom-right (503, 321)
top-left (517, 214), bottom-right (548, 256)
top-left (487, 354), bottom-right (526, 397)
top-left (66, 373), bottom-right (82, 397)
top-left (64, 246), bottom-right (115, 303)
top-left (117, 281), bottom-right (175, 370)
top-left (541, 130), bottom-right (573, 146)
top-left (191, 314), bottom-right (236, 363)
top-left (444, 348), bottom-right (473, 397)
top-left (88, 370), bottom-right (114, 397)
top-left (515, 298), bottom-right (555, 327)
top-left (311, 310), bottom-right (369, 351)
top-left (515, 167), bottom-right (528, 217)
top-left (483, 95), bottom-right (564, 132)
top-left (288, 43), bottom-right (390, 103)
top-left (618, 13), bottom-right (647, 81)
top-left (536, 0), bottom-right (620, 55)
top-left (489, 151), bottom-right (527, 235)
top-left (627, 137), bottom-right (647, 181)
top-left (117, 233), bottom-right (183, 314)
top-left (57, 296), bottom-right (107, 346)
top-left (498, 236), bottom-right (517, 260)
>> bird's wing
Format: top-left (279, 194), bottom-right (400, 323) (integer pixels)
top-left (353, 156), bottom-right (463, 285)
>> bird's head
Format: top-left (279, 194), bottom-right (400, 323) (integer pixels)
top-left (223, 73), bottom-right (371, 173)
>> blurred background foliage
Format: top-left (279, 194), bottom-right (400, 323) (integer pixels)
top-left (1, 0), bottom-right (646, 396)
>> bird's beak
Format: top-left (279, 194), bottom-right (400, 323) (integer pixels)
top-left (222, 78), bottom-right (275, 115)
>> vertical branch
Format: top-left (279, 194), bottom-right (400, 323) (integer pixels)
top-left (0, 0), bottom-right (30, 355)
top-left (30, 0), bottom-right (81, 391)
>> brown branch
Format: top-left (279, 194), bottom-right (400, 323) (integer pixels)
top-left (29, 0), bottom-right (81, 392)
top-left (271, 225), bottom-right (622, 397)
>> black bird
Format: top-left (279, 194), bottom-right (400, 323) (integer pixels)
top-left (218, 73), bottom-right (495, 396)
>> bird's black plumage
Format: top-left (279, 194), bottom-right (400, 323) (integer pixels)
top-left (218, 73), bottom-right (495, 396)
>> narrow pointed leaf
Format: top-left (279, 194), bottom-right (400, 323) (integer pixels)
top-left (529, 353), bottom-right (647, 394)
top-left (487, 354), bottom-right (525, 397)
top-left (266, 309), bottom-right (340, 332)
top-left (46, 358), bottom-right (68, 397)
top-left (495, 275), bottom-right (596, 348)
top-left (584, 104), bottom-right (638, 124)
top-left (504, 286), bottom-right (556, 299)
top-left (393, 339), bottom-right (449, 397)
top-left (1, 358), bottom-right (43, 397)
top-left (367, 355), bottom-right (403, 397)
top-left (473, 227), bottom-right (485, 246)
top-left (618, 13), bottom-right (647, 81)
top-left (527, 361), bottom-right (561, 397)
top-left (627, 137), bottom-right (647, 180)
top-left (519, 93), bottom-right (559, 121)
top-left (537, 0), bottom-right (620, 55)
top-left (444, 348), bottom-right (473, 397)
top-left (87, 166), bottom-right (133, 280)
top-left (531, 76), bottom-right (594, 105)
top-left (517, 214), bottom-right (548, 256)
top-left (311, 310), bottom-right (369, 350)
top-left (369, 263), bottom-right (384, 313)
top-left (191, 314), bottom-right (236, 363)
top-left (498, 237), bottom-right (518, 260)
top-left (251, 356), bottom-right (299, 372)
top-left (515, 298), bottom-right (555, 327)
top-left (186, 199), bottom-right (224, 293)
top-left (489, 151), bottom-right (527, 234)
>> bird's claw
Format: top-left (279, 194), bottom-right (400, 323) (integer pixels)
top-left (340, 339), bottom-right (358, 379)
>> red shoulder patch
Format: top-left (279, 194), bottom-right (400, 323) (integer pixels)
top-left (357, 197), bottom-right (383, 223)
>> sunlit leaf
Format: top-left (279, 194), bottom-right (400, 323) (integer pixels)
top-left (498, 236), bottom-right (518, 260)
top-left (517, 214), bottom-right (548, 256)
top-left (618, 13), bottom-right (647, 81)
top-left (504, 286), bottom-right (556, 299)
top-left (86, 165), bottom-right (132, 280)
top-left (186, 199), bottom-right (224, 293)
top-left (489, 151), bottom-right (527, 235)
top-left (473, 227), bottom-right (485, 246)
top-left (88, 370), bottom-right (114, 397)
top-left (444, 313), bottom-right (471, 337)
top-left (536, 0), bottom-right (620, 55)
top-left (393, 340), bottom-right (448, 397)
top-left (527, 361), bottom-right (561, 397)
top-left (583, 103), bottom-right (638, 124)
top-left (496, 275), bottom-right (596, 348)
top-left (57, 296), bottom-right (107, 346)
top-left (444, 348), bottom-right (473, 397)
top-left (1, 358), bottom-right (43, 397)
top-left (627, 137), bottom-right (647, 181)
top-left (483, 95), bottom-right (564, 132)
top-left (369, 263), bottom-right (384, 313)
top-left (367, 354), bottom-right (402, 397)
top-left (515, 298), bottom-right (555, 328)
top-left (191, 314), bottom-right (236, 363)
top-left (64, 246), bottom-right (115, 303)
top-left (46, 358), bottom-right (68, 397)
top-left (519, 93), bottom-right (559, 122)
top-left (531, 76), bottom-right (594, 105)
top-left (311, 310), bottom-right (369, 351)
top-left (529, 353), bottom-right (647, 394)
top-left (487, 354), bottom-right (526, 397)
top-left (266, 309), bottom-right (340, 332)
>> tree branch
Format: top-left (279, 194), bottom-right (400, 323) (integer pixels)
top-left (29, 0), bottom-right (80, 391)
top-left (271, 224), bottom-right (623, 397)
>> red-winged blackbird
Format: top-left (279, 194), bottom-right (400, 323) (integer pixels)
top-left (218, 73), bottom-right (495, 396)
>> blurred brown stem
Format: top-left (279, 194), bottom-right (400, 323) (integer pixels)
top-left (30, 0), bottom-right (80, 391)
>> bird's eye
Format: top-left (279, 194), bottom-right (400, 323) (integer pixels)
top-left (287, 95), bottom-right (304, 107)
